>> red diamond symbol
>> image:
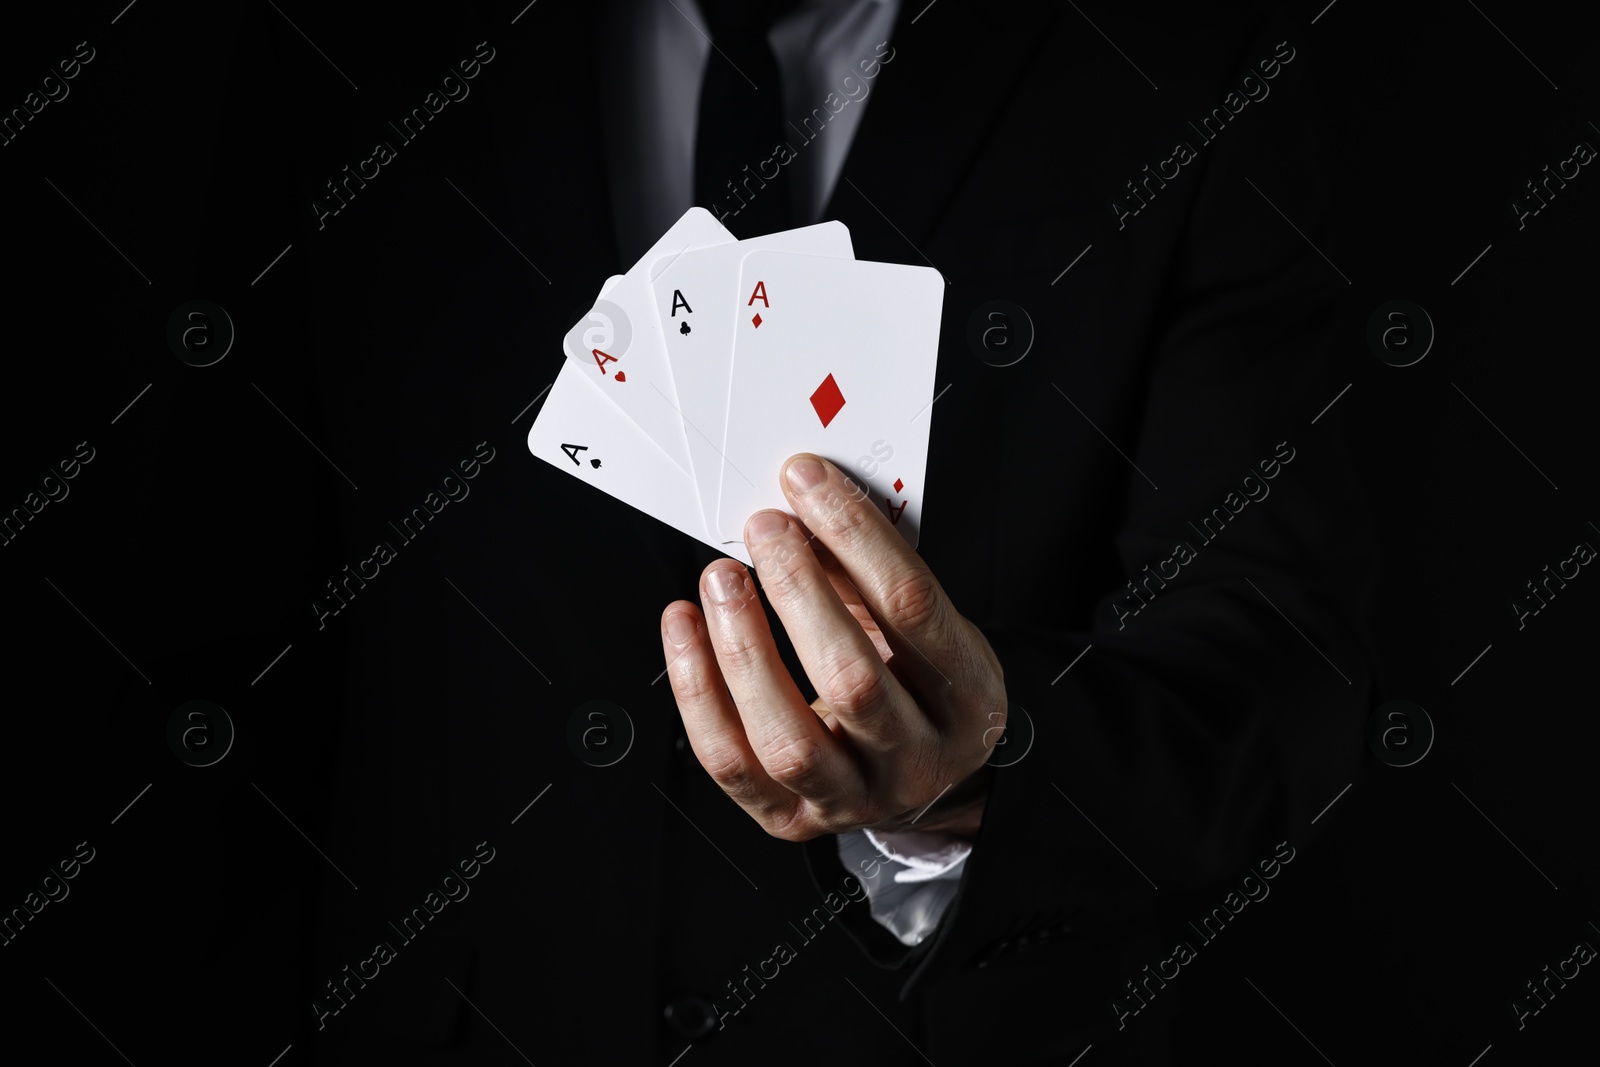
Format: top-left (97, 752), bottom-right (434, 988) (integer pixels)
top-left (893, 478), bottom-right (904, 493)
top-left (752, 313), bottom-right (762, 328)
top-left (810, 373), bottom-right (845, 428)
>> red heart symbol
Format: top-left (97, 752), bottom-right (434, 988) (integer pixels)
top-left (615, 371), bottom-right (626, 382)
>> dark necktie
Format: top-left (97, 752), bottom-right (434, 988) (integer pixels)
top-left (692, 0), bottom-right (802, 238)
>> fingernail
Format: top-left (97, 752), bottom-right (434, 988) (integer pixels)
top-left (786, 456), bottom-right (826, 492)
top-left (746, 510), bottom-right (788, 545)
top-left (666, 613), bottom-right (695, 647)
top-left (705, 567), bottom-right (747, 604)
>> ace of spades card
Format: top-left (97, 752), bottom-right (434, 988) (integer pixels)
top-left (532, 274), bottom-right (753, 565)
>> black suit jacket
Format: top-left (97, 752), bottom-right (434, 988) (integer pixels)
top-left (188, 1), bottom-right (1375, 1063)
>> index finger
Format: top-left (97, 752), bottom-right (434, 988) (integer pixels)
top-left (778, 453), bottom-right (969, 699)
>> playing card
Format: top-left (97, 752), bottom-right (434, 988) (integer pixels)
top-left (532, 277), bottom-right (752, 565)
top-left (650, 222), bottom-right (854, 543)
top-left (716, 252), bottom-right (945, 549)
top-left (561, 207), bottom-right (735, 478)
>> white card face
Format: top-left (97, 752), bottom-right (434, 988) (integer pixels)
top-left (650, 222), bottom-right (854, 543)
top-left (717, 253), bottom-right (945, 549)
top-left (533, 276), bottom-right (751, 565)
top-left (561, 207), bottom-right (735, 478)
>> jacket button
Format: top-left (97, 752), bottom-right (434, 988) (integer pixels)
top-left (664, 996), bottom-right (718, 1040)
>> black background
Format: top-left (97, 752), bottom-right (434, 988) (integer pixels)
top-left (1, 1), bottom-right (1595, 1064)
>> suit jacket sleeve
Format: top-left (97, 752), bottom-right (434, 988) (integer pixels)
top-left (805, 12), bottom-right (1377, 999)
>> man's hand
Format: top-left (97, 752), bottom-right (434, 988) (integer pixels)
top-left (660, 454), bottom-right (1007, 842)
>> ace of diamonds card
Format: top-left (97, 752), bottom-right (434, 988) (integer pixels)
top-left (717, 251), bottom-right (945, 549)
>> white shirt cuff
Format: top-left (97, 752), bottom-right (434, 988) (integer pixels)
top-left (836, 829), bottom-right (971, 946)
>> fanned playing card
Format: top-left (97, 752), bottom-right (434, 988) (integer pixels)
top-left (532, 276), bottom-right (752, 565)
top-left (650, 222), bottom-right (854, 543)
top-left (716, 252), bottom-right (945, 549)
top-left (560, 207), bottom-right (735, 478)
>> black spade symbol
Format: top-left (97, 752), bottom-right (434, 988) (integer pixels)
top-left (679, 321), bottom-right (691, 335)
top-left (590, 458), bottom-right (602, 468)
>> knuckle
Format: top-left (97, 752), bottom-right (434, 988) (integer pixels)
top-left (716, 626), bottom-right (767, 674)
top-left (835, 498), bottom-right (875, 545)
top-left (814, 485), bottom-right (873, 546)
top-left (756, 539), bottom-right (813, 603)
top-left (821, 655), bottom-right (893, 719)
top-left (765, 798), bottom-right (847, 842)
top-left (697, 739), bottom-right (751, 790)
top-left (881, 568), bottom-right (944, 634)
top-left (765, 807), bottom-right (821, 842)
top-left (760, 734), bottom-right (826, 787)
top-left (699, 741), bottom-right (780, 814)
top-left (669, 656), bottom-right (721, 707)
